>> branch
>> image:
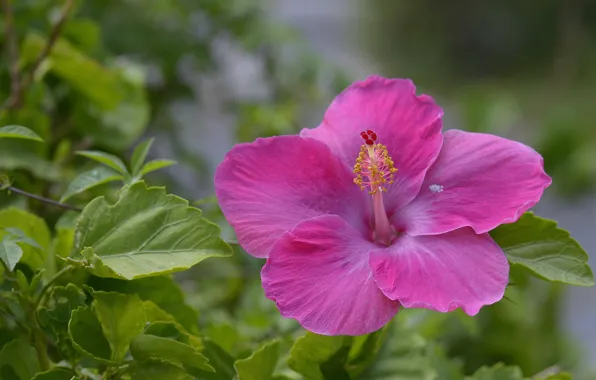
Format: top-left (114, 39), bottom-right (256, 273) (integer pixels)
top-left (4, 186), bottom-right (82, 211)
top-left (0, 0), bottom-right (22, 110)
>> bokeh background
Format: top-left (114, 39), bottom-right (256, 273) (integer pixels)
top-left (1, 0), bottom-right (595, 378)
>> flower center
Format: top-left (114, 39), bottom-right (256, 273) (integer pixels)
top-left (353, 130), bottom-right (398, 245)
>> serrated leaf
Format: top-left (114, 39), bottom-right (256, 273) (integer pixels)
top-left (130, 334), bottom-right (213, 372)
top-left (61, 166), bottom-right (123, 202)
top-left (139, 159), bottom-right (177, 176)
top-left (31, 368), bottom-right (75, 380)
top-left (131, 138), bottom-right (155, 176)
top-left (92, 291), bottom-right (147, 362)
top-left (0, 208), bottom-right (50, 270)
top-left (76, 151), bottom-right (128, 175)
top-left (467, 363), bottom-right (524, 379)
top-left (131, 359), bottom-right (193, 380)
top-left (0, 239), bottom-right (23, 271)
top-left (71, 181), bottom-right (232, 280)
top-left (68, 306), bottom-right (113, 363)
top-left (491, 213), bottom-right (594, 286)
top-left (0, 339), bottom-right (41, 380)
top-left (235, 340), bottom-right (280, 380)
top-left (0, 125), bottom-right (44, 142)
top-left (289, 333), bottom-right (352, 380)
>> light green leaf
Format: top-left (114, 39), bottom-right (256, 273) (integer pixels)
top-left (131, 138), bottom-right (155, 176)
top-left (5, 227), bottom-right (41, 248)
top-left (0, 339), bottom-right (41, 380)
top-left (0, 125), bottom-right (43, 142)
top-left (289, 333), bottom-right (352, 380)
top-left (92, 291), bottom-right (147, 362)
top-left (0, 208), bottom-right (50, 270)
top-left (131, 359), bottom-right (193, 380)
top-left (491, 213), bottom-right (594, 286)
top-left (467, 363), bottom-right (524, 379)
top-left (31, 368), bottom-right (75, 380)
top-left (140, 159), bottom-right (177, 176)
top-left (130, 334), bottom-right (213, 372)
top-left (143, 321), bottom-right (202, 350)
top-left (71, 181), bottom-right (232, 280)
top-left (61, 166), bottom-right (123, 202)
top-left (76, 151), bottom-right (128, 175)
top-left (0, 239), bottom-right (23, 271)
top-left (68, 306), bottom-right (113, 363)
top-left (235, 340), bottom-right (280, 380)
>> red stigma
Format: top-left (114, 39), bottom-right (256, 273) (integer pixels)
top-left (365, 139), bottom-right (374, 146)
top-left (360, 131), bottom-right (369, 140)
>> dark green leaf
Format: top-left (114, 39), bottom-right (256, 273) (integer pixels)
top-left (131, 359), bottom-right (193, 380)
top-left (139, 159), bottom-right (177, 176)
top-left (61, 167), bottom-right (123, 202)
top-left (76, 151), bottom-right (128, 175)
top-left (0, 339), bottom-right (41, 380)
top-left (0, 238), bottom-right (23, 271)
top-left (491, 213), bottom-right (594, 286)
top-left (92, 291), bottom-right (147, 362)
top-left (68, 306), bottom-right (112, 363)
top-left (130, 334), bottom-right (213, 372)
top-left (194, 339), bottom-right (236, 380)
top-left (234, 340), bottom-right (280, 380)
top-left (71, 181), bottom-right (232, 280)
top-left (38, 284), bottom-right (86, 330)
top-left (468, 363), bottom-right (525, 379)
top-left (289, 333), bottom-right (352, 380)
top-left (0, 208), bottom-right (50, 270)
top-left (31, 368), bottom-right (75, 380)
top-left (131, 138), bottom-right (155, 176)
top-left (0, 125), bottom-right (43, 142)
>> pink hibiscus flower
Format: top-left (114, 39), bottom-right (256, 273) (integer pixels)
top-left (215, 76), bottom-right (551, 336)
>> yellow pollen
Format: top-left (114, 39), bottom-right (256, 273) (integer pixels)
top-left (353, 143), bottom-right (398, 194)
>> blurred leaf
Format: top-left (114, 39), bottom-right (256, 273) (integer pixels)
top-left (88, 276), bottom-right (199, 334)
top-left (71, 181), bottom-right (232, 280)
top-left (467, 363), bottom-right (525, 379)
top-left (92, 291), bottom-right (147, 362)
top-left (31, 368), bottom-right (75, 380)
top-left (21, 33), bottom-right (122, 109)
top-left (61, 166), bottom-right (123, 202)
top-left (543, 373), bottom-right (573, 380)
top-left (289, 333), bottom-right (352, 380)
top-left (68, 306), bottom-right (112, 363)
top-left (0, 208), bottom-right (50, 270)
top-left (0, 238), bottom-right (23, 271)
top-left (63, 18), bottom-right (101, 51)
top-left (346, 325), bottom-right (390, 378)
top-left (234, 340), bottom-right (280, 380)
top-left (0, 339), bottom-right (41, 380)
top-left (491, 213), bottom-right (594, 286)
top-left (131, 138), bottom-right (155, 176)
top-left (130, 334), bottom-right (213, 372)
top-left (139, 159), bottom-right (177, 177)
top-left (0, 125), bottom-right (43, 142)
top-left (76, 151), bottom-right (128, 175)
top-left (5, 227), bottom-right (42, 248)
top-left (130, 359), bottom-right (193, 380)
top-left (194, 339), bottom-right (236, 380)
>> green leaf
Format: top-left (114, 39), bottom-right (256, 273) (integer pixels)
top-left (68, 306), bottom-right (112, 363)
top-left (491, 213), bottom-right (594, 286)
top-left (130, 334), bottom-right (213, 372)
top-left (131, 359), bottom-right (193, 380)
top-left (468, 363), bottom-right (524, 379)
top-left (194, 339), bottom-right (236, 380)
top-left (143, 321), bottom-right (201, 350)
top-left (76, 151), bottom-right (128, 175)
top-left (61, 167), bottom-right (123, 202)
top-left (0, 208), bottom-right (50, 270)
top-left (31, 368), bottom-right (75, 380)
top-left (88, 276), bottom-right (199, 334)
top-left (0, 238), bottom-right (23, 271)
top-left (92, 291), bottom-right (147, 362)
top-left (289, 333), bottom-right (352, 380)
top-left (131, 138), bottom-right (155, 176)
top-left (5, 227), bottom-right (41, 248)
top-left (139, 159), bottom-right (177, 176)
top-left (38, 284), bottom-right (86, 330)
top-left (71, 181), bottom-right (232, 280)
top-left (234, 340), bottom-right (280, 380)
top-left (0, 125), bottom-right (43, 142)
top-left (0, 339), bottom-right (41, 380)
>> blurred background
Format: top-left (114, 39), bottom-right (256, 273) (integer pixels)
top-left (1, 0), bottom-right (595, 378)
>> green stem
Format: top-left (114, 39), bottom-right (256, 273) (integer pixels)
top-left (5, 186), bottom-right (82, 211)
top-left (34, 264), bottom-right (74, 309)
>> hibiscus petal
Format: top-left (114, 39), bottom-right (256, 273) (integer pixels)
top-left (215, 135), bottom-right (369, 258)
top-left (262, 215), bottom-right (400, 335)
top-left (395, 130), bottom-right (552, 236)
top-left (369, 228), bottom-right (509, 316)
top-left (301, 76), bottom-right (444, 211)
